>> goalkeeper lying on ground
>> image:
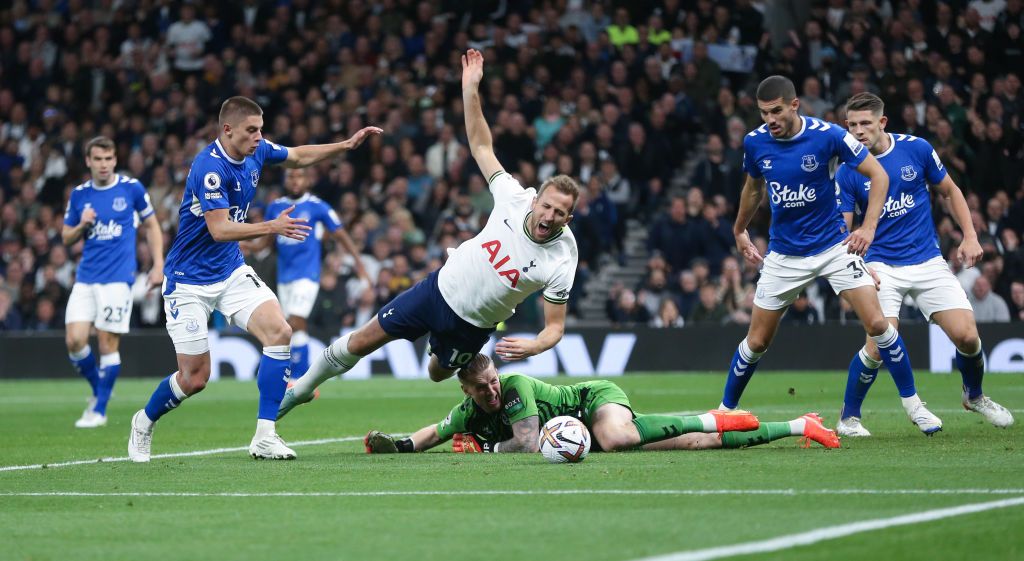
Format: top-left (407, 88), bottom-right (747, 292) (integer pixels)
top-left (365, 354), bottom-right (839, 454)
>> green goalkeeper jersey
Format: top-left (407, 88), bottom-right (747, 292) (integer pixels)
top-left (435, 374), bottom-right (630, 444)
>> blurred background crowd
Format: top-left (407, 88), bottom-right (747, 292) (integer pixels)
top-left (1, 0), bottom-right (1023, 333)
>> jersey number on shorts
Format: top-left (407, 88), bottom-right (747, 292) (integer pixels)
top-left (449, 349), bottom-right (474, 367)
top-left (245, 273), bottom-right (262, 288)
top-left (846, 261), bottom-right (865, 279)
top-left (103, 301), bottom-right (129, 323)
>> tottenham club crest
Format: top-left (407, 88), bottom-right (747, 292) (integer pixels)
top-left (900, 165), bottom-right (918, 181)
top-left (112, 197), bottom-right (127, 212)
top-left (800, 154), bottom-right (819, 172)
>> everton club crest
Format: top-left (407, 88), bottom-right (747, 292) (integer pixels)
top-left (800, 154), bottom-right (819, 172)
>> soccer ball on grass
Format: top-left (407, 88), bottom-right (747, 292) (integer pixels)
top-left (538, 416), bottom-right (591, 464)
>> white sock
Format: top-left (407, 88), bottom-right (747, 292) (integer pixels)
top-left (870, 324), bottom-right (899, 349)
top-left (291, 330), bottom-right (309, 347)
top-left (255, 418), bottom-right (276, 438)
top-left (697, 413), bottom-right (718, 432)
top-left (959, 338), bottom-right (982, 357)
top-left (69, 344), bottom-right (91, 361)
top-left (738, 338), bottom-right (765, 363)
top-left (901, 393), bottom-right (922, 414)
top-left (859, 348), bottom-right (882, 369)
top-left (293, 333), bottom-right (362, 397)
top-left (788, 418), bottom-right (806, 435)
top-left (99, 352), bottom-right (121, 369)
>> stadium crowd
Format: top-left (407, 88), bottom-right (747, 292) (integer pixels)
top-left (1, 0), bottom-right (1023, 333)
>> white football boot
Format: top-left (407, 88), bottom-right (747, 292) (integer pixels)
top-left (127, 410), bottom-right (154, 462)
top-left (249, 432), bottom-right (297, 460)
top-left (907, 402), bottom-right (943, 435)
top-left (74, 397), bottom-right (107, 428)
top-left (963, 393), bottom-right (1015, 428)
top-left (836, 416), bottom-right (872, 437)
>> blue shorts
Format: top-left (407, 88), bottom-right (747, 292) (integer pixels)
top-left (378, 271), bottom-right (495, 370)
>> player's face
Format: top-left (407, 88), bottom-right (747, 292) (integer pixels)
top-left (284, 168), bottom-right (309, 197)
top-left (85, 147), bottom-right (116, 184)
top-left (225, 114), bottom-right (264, 156)
top-left (529, 188), bottom-right (574, 240)
top-left (757, 97), bottom-right (801, 138)
top-left (845, 110), bottom-right (888, 152)
top-left (461, 365), bottom-right (502, 414)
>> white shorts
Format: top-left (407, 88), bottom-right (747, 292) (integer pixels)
top-left (65, 282), bottom-right (133, 334)
top-left (754, 243), bottom-right (875, 310)
top-left (868, 256), bottom-right (973, 321)
top-left (277, 278), bottom-right (319, 319)
top-left (163, 265), bottom-right (277, 355)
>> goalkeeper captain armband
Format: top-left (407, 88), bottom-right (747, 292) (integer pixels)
top-left (452, 433), bottom-right (494, 453)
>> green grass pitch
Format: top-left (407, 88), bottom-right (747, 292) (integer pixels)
top-left (1, 372), bottom-right (1021, 561)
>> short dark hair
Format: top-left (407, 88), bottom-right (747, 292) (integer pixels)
top-left (457, 354), bottom-right (494, 382)
top-left (84, 136), bottom-right (115, 158)
top-left (846, 92), bottom-right (885, 117)
top-left (537, 174), bottom-right (581, 213)
top-left (219, 96), bottom-right (263, 126)
top-left (756, 75), bottom-right (797, 102)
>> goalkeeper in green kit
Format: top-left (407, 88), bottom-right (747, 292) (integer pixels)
top-left (365, 354), bottom-right (840, 454)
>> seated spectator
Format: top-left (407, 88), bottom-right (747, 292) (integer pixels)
top-left (1009, 281), bottom-right (1024, 322)
top-left (648, 197), bottom-right (698, 272)
top-left (783, 292), bottom-right (821, 325)
top-left (970, 276), bottom-right (1011, 322)
top-left (0, 289), bottom-right (22, 330)
top-left (673, 270), bottom-right (700, 319)
top-left (651, 298), bottom-right (685, 328)
top-left (608, 288), bottom-right (650, 327)
top-left (689, 284), bottom-right (729, 325)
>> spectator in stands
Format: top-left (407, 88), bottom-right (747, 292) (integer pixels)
top-left (970, 276), bottom-right (1011, 322)
top-left (674, 270), bottom-right (700, 320)
top-left (648, 196), bottom-right (698, 273)
top-left (783, 292), bottom-right (821, 325)
top-left (0, 288), bottom-right (21, 331)
top-left (651, 298), bottom-right (685, 328)
top-left (1009, 281), bottom-right (1024, 322)
top-left (689, 283), bottom-right (729, 325)
top-left (608, 288), bottom-right (650, 327)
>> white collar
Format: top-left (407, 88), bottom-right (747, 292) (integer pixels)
top-left (91, 174), bottom-right (120, 190)
top-left (215, 139), bottom-right (245, 165)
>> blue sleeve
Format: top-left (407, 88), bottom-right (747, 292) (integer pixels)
top-left (193, 161), bottom-right (230, 212)
top-left (133, 181), bottom-right (155, 219)
top-left (322, 202), bottom-right (342, 232)
top-left (63, 190), bottom-right (80, 226)
top-left (833, 126), bottom-right (868, 168)
top-left (742, 137), bottom-right (761, 178)
top-left (919, 140), bottom-right (948, 185)
top-left (258, 139), bottom-right (290, 165)
top-left (836, 167), bottom-right (857, 214)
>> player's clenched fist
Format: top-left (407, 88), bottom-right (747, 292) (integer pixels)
top-left (269, 204), bottom-right (312, 241)
top-left (452, 433), bottom-right (492, 453)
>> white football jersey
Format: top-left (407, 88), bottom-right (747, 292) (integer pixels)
top-left (438, 171), bottom-right (578, 328)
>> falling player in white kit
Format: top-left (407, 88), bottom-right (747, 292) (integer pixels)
top-left (278, 49), bottom-right (580, 419)
top-left (835, 92), bottom-right (1013, 436)
top-left (63, 136), bottom-right (164, 428)
top-left (127, 96), bottom-right (381, 462)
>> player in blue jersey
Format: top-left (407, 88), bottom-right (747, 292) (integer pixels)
top-left (265, 167), bottom-right (370, 379)
top-left (719, 76), bottom-right (938, 435)
top-left (834, 93), bottom-right (1014, 436)
top-left (127, 96), bottom-right (381, 462)
top-left (63, 136), bottom-right (164, 429)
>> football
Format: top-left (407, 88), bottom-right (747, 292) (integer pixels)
top-left (538, 416), bottom-right (591, 464)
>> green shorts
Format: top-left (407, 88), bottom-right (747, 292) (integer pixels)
top-left (580, 380), bottom-right (633, 427)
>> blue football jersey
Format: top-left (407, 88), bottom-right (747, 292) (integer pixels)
top-left (743, 116), bottom-right (869, 256)
top-left (64, 174), bottom-right (154, 284)
top-left (164, 138), bottom-right (289, 286)
top-left (837, 133), bottom-right (946, 266)
top-left (266, 193), bottom-right (341, 283)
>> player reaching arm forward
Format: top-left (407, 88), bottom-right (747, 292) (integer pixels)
top-left (364, 354), bottom-right (840, 454)
top-left (127, 96), bottom-right (380, 462)
top-left (277, 49), bottom-right (581, 419)
top-left (835, 93), bottom-right (1013, 437)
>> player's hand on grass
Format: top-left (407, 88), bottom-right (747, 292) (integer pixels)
top-left (495, 336), bottom-right (539, 361)
top-left (343, 127), bottom-right (383, 151)
top-left (461, 49), bottom-right (484, 90)
top-left (844, 226), bottom-right (874, 257)
top-left (80, 206), bottom-right (97, 227)
top-left (957, 237), bottom-right (983, 268)
top-left (269, 205), bottom-right (312, 241)
top-left (452, 433), bottom-right (492, 453)
top-left (734, 230), bottom-right (762, 267)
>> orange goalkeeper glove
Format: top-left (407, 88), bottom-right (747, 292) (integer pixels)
top-left (452, 433), bottom-right (494, 453)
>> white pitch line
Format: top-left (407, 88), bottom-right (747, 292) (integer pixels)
top-left (631, 496), bottom-right (1024, 561)
top-left (2, 489), bottom-right (1024, 498)
top-left (0, 436), bottom-right (365, 473)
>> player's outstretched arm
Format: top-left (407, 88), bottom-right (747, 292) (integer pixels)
top-left (205, 205), bottom-right (311, 242)
top-left (282, 127), bottom-right (383, 169)
top-left (493, 416), bottom-right (541, 453)
top-left (142, 214), bottom-right (164, 289)
top-left (462, 49), bottom-right (503, 182)
top-left (845, 153), bottom-right (889, 256)
top-left (366, 425), bottom-right (443, 453)
top-left (932, 175), bottom-right (983, 268)
top-left (732, 174), bottom-right (766, 267)
top-left (495, 300), bottom-right (566, 360)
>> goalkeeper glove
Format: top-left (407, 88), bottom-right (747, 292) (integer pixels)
top-left (452, 433), bottom-right (494, 453)
top-left (364, 430), bottom-right (399, 453)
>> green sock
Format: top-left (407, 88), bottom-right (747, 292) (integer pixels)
top-left (720, 422), bottom-right (794, 449)
top-left (632, 414), bottom-right (704, 445)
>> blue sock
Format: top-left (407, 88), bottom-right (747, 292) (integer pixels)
top-left (956, 344), bottom-right (985, 400)
top-left (257, 346), bottom-right (291, 421)
top-left (143, 372), bottom-right (187, 423)
top-left (69, 345), bottom-right (99, 396)
top-left (872, 326), bottom-right (916, 398)
top-left (93, 352), bottom-right (121, 416)
top-left (721, 338), bottom-right (764, 409)
top-left (290, 331), bottom-right (310, 380)
top-left (842, 349), bottom-right (880, 419)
